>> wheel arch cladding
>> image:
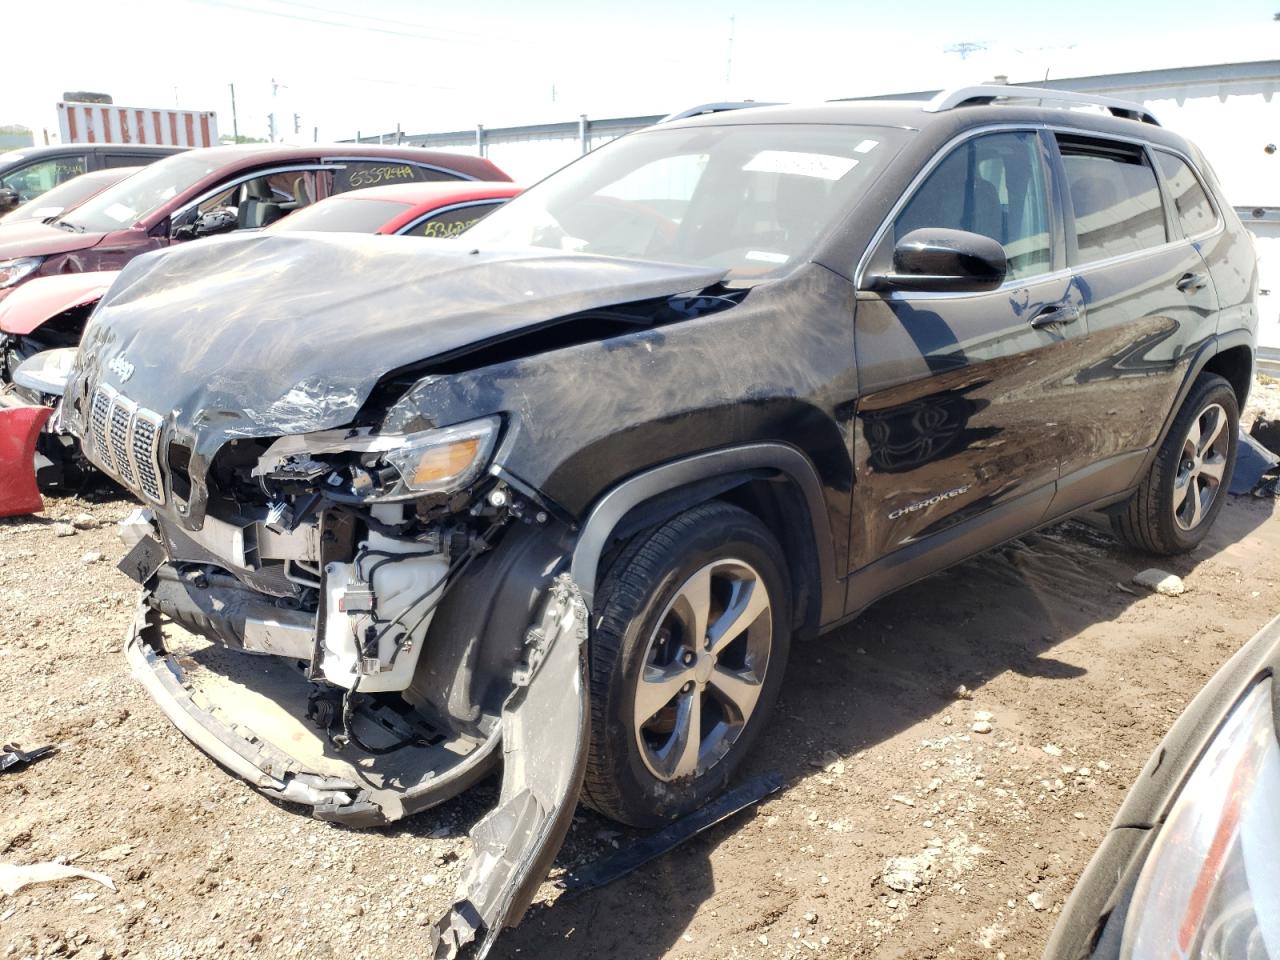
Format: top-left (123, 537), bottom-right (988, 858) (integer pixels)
top-left (570, 442), bottom-right (840, 632)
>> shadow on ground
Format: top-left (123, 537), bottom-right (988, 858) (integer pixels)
top-left (490, 499), bottom-right (1272, 959)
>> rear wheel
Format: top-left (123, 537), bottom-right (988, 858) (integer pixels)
top-left (582, 501), bottom-right (791, 827)
top-left (1111, 373), bottom-right (1238, 555)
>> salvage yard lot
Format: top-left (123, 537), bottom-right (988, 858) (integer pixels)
top-left (3, 378), bottom-right (1279, 960)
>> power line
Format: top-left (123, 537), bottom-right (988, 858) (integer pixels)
top-left (251, 0), bottom-right (497, 42)
top-left (186, 0), bottom-right (488, 44)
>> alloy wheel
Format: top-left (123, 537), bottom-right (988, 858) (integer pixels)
top-left (1173, 402), bottom-right (1230, 532)
top-left (632, 559), bottom-right (773, 782)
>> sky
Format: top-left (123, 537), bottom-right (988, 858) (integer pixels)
top-left (1, 0), bottom-right (1275, 144)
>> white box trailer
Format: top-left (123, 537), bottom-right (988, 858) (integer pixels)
top-left (57, 101), bottom-right (218, 147)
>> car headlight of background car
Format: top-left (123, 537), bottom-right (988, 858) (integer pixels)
top-left (0, 256), bottom-right (44, 288)
top-left (1119, 677), bottom-right (1280, 959)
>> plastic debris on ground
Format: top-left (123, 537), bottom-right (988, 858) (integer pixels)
top-left (557, 771), bottom-right (784, 896)
top-left (0, 742), bottom-right (54, 773)
top-left (0, 862), bottom-right (116, 896)
top-left (1230, 429), bottom-right (1280, 498)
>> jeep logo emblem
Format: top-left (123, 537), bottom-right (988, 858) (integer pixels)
top-left (107, 355), bottom-right (134, 383)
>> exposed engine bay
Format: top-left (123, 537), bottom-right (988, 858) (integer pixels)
top-left (115, 411), bottom-right (567, 811)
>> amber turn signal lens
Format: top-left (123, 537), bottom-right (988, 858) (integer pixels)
top-left (406, 437), bottom-right (482, 486)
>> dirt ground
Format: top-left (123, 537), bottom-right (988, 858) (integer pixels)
top-left (3, 377), bottom-right (1279, 960)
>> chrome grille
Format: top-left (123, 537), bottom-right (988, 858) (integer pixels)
top-left (87, 383), bottom-right (166, 504)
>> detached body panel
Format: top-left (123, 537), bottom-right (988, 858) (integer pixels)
top-left (0, 402), bottom-right (52, 516)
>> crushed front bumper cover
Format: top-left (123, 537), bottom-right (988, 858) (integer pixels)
top-left (124, 573), bottom-right (589, 958)
top-left (0, 398), bottom-right (52, 517)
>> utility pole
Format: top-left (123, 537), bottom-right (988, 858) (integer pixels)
top-left (293, 113), bottom-right (301, 136)
top-left (270, 77), bottom-right (288, 142)
top-left (725, 15), bottom-right (736, 94)
top-left (228, 83), bottom-right (239, 141)
top-left (268, 113), bottom-right (277, 142)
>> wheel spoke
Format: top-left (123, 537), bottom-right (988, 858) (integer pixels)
top-left (635, 662), bottom-right (693, 723)
top-left (1189, 476), bottom-right (1205, 528)
top-left (708, 578), bottom-right (770, 655)
top-left (1185, 415), bottom-right (1201, 454)
top-left (709, 664), bottom-right (762, 722)
top-left (1173, 469), bottom-right (1194, 512)
top-left (674, 566), bottom-right (713, 650)
top-left (1197, 407), bottom-right (1225, 457)
top-left (1199, 456), bottom-right (1227, 484)
top-left (666, 690), bottom-right (702, 779)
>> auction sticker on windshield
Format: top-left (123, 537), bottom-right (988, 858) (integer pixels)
top-left (743, 150), bottom-right (859, 180)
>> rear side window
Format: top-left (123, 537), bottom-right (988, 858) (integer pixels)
top-left (404, 201), bottom-right (504, 238)
top-left (1058, 136), bottom-right (1166, 263)
top-left (103, 154), bottom-right (154, 169)
top-left (892, 131), bottom-right (1052, 280)
top-left (331, 161), bottom-right (457, 193)
top-left (1153, 152), bottom-right (1215, 238)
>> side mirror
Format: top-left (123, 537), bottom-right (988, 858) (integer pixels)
top-left (0, 187), bottom-right (20, 215)
top-left (868, 228), bottom-right (1007, 293)
top-left (174, 206), bottom-right (239, 241)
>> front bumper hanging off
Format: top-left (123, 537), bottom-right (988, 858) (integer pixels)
top-left (0, 400), bottom-right (52, 518)
top-left (124, 573), bottom-right (590, 958)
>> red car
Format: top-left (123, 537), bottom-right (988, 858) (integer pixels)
top-left (0, 181), bottom-right (517, 516)
top-left (0, 143), bottom-right (508, 303)
top-left (267, 180), bottom-right (521, 237)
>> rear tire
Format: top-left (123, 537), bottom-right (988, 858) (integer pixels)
top-left (1111, 373), bottom-right (1238, 555)
top-left (582, 501), bottom-right (791, 827)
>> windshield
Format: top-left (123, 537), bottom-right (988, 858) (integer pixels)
top-left (2, 169), bottom-right (136, 224)
top-left (464, 123), bottom-right (911, 279)
top-left (269, 196), bottom-right (413, 234)
top-left (58, 152), bottom-right (226, 232)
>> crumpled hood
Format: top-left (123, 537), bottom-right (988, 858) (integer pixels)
top-left (67, 232), bottom-right (724, 489)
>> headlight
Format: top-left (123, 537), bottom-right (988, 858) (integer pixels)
top-left (0, 256), bottom-right (44, 288)
top-left (382, 417), bottom-right (499, 495)
top-left (254, 416), bottom-right (501, 502)
top-left (1120, 677), bottom-right (1280, 959)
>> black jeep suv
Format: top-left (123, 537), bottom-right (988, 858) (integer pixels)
top-left (62, 86), bottom-right (1257, 954)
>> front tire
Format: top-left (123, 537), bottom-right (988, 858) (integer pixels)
top-left (1111, 373), bottom-right (1239, 555)
top-left (582, 501), bottom-right (791, 827)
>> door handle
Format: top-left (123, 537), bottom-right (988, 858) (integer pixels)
top-left (1176, 272), bottom-right (1208, 292)
top-left (1029, 302), bottom-right (1081, 329)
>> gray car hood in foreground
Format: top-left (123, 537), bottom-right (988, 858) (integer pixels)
top-left (69, 231), bottom-right (725, 457)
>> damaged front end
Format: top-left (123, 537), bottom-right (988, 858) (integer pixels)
top-left (56, 234), bottom-right (742, 953)
top-left (100, 415), bottom-right (589, 955)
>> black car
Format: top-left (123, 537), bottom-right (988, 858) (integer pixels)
top-left (61, 85), bottom-right (1258, 955)
top-left (0, 143), bottom-right (183, 214)
top-left (1045, 615), bottom-right (1280, 959)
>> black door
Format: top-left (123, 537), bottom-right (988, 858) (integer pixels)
top-left (1045, 134), bottom-right (1221, 515)
top-left (848, 129), bottom-right (1087, 601)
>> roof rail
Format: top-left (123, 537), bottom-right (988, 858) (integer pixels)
top-left (923, 84), bottom-right (1160, 126)
top-left (658, 101), bottom-right (780, 123)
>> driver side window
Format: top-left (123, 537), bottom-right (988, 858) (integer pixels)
top-left (891, 131), bottom-right (1052, 281)
top-left (175, 169), bottom-right (326, 236)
